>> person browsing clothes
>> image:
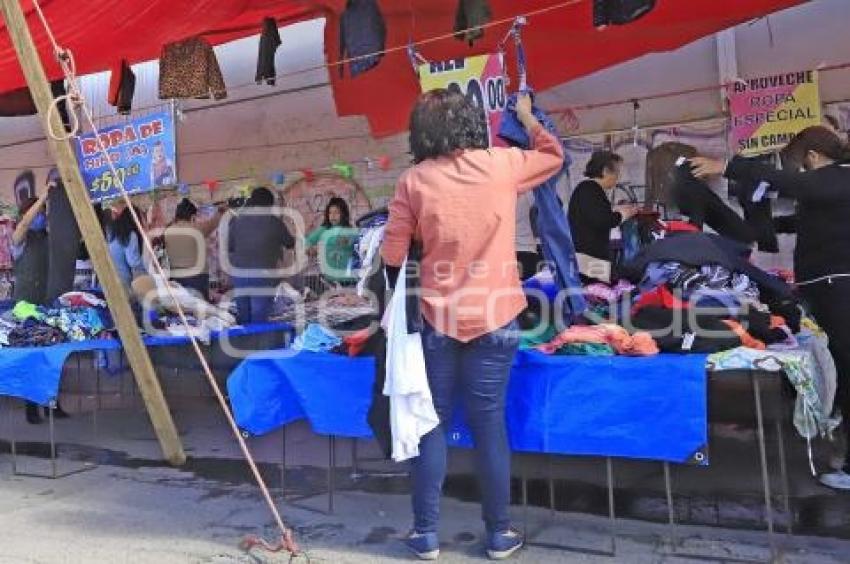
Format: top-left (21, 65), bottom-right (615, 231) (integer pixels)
top-left (226, 187), bottom-right (295, 324)
top-left (163, 198), bottom-right (226, 300)
top-left (305, 197), bottom-right (358, 283)
top-left (106, 206), bottom-right (146, 294)
top-left (381, 90), bottom-right (564, 560)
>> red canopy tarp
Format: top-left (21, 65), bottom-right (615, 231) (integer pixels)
top-left (1, 0), bottom-right (805, 136)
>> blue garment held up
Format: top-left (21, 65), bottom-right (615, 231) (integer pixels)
top-left (500, 93), bottom-right (586, 325)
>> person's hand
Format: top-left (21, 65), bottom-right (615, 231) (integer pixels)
top-left (614, 204), bottom-right (639, 220)
top-left (516, 93), bottom-right (539, 131)
top-left (689, 157), bottom-right (726, 178)
top-left (516, 93), bottom-right (533, 119)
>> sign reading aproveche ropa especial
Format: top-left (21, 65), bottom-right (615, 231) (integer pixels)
top-left (419, 53), bottom-right (507, 147)
top-left (75, 110), bottom-right (177, 202)
top-left (728, 70), bottom-right (821, 157)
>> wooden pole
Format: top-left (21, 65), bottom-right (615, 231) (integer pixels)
top-left (1, 0), bottom-right (186, 466)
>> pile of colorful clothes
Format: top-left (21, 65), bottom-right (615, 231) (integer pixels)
top-left (620, 233), bottom-right (799, 354)
top-left (538, 324), bottom-right (658, 357)
top-left (0, 294), bottom-right (111, 348)
top-left (522, 232), bottom-right (804, 357)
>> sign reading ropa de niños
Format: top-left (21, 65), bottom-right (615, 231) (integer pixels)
top-left (75, 110), bottom-right (177, 202)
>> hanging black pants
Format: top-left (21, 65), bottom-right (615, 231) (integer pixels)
top-left (45, 182), bottom-right (81, 304)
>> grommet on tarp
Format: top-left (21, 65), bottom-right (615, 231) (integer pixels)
top-left (687, 446), bottom-right (709, 466)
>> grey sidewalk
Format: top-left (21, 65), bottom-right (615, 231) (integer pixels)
top-left (1, 459), bottom-right (849, 564)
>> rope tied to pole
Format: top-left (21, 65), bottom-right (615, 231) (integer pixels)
top-left (27, 0), bottom-right (302, 555)
top-left (46, 45), bottom-right (81, 140)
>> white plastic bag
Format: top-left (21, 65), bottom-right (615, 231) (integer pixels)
top-left (382, 258), bottom-right (439, 462)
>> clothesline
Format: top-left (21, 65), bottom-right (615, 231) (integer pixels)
top-left (192, 0), bottom-right (584, 100)
top-left (548, 61), bottom-right (850, 115)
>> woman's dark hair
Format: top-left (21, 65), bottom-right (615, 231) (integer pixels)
top-left (784, 125), bottom-right (850, 165)
top-left (248, 186), bottom-right (275, 207)
top-left (175, 198), bottom-right (198, 221)
top-left (110, 206), bottom-right (143, 246)
top-left (584, 151), bottom-right (623, 179)
top-left (323, 197), bottom-right (351, 228)
top-left (408, 89), bottom-right (489, 164)
top-left (18, 196), bottom-right (38, 219)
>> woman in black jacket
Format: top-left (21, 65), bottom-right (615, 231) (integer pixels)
top-left (692, 126), bottom-right (850, 491)
top-left (568, 151), bottom-right (638, 283)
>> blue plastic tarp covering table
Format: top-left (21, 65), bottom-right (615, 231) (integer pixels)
top-left (0, 339), bottom-right (121, 406)
top-left (0, 322), bottom-right (293, 406)
top-left (227, 349), bottom-right (708, 463)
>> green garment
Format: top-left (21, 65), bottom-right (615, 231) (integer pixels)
top-left (554, 343), bottom-right (615, 356)
top-left (306, 225), bottom-right (358, 281)
top-left (12, 300), bottom-right (42, 322)
top-left (519, 324), bottom-right (557, 350)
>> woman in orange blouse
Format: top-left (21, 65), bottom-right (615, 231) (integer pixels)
top-left (381, 89), bottom-right (564, 560)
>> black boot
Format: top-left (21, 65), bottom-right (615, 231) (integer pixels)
top-left (25, 401), bottom-right (44, 425)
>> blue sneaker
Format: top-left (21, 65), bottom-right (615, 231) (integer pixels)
top-left (403, 530), bottom-right (440, 560)
top-left (486, 529), bottom-right (523, 560)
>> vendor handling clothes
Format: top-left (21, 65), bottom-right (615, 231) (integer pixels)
top-left (568, 150), bottom-right (638, 283)
top-left (692, 125), bottom-right (850, 491)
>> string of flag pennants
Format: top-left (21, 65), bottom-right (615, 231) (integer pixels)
top-left (160, 154), bottom-right (396, 200)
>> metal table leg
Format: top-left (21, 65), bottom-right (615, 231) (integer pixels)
top-left (521, 456), bottom-right (529, 538)
top-left (279, 425), bottom-right (287, 496)
top-left (752, 373), bottom-right (778, 561)
top-left (775, 419), bottom-right (793, 536)
top-left (7, 398), bottom-right (17, 475)
top-left (49, 400), bottom-right (57, 479)
top-left (606, 457), bottom-right (617, 556)
top-left (75, 354), bottom-right (82, 414)
top-left (664, 462), bottom-right (678, 552)
top-left (351, 438), bottom-right (360, 480)
top-left (547, 457), bottom-right (556, 518)
top-left (93, 354), bottom-right (100, 442)
top-left (328, 435), bottom-right (336, 514)
top-left (524, 456), bottom-right (617, 558)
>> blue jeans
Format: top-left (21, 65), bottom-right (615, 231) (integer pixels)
top-left (412, 319), bottom-right (519, 534)
top-left (232, 276), bottom-right (278, 325)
